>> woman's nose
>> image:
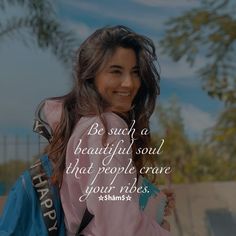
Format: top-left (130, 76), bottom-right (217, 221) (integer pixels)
top-left (121, 74), bottom-right (134, 88)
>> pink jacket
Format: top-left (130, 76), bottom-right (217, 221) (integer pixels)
top-left (44, 100), bottom-right (170, 236)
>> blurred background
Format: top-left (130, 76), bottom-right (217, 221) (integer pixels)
top-left (0, 0), bottom-right (235, 235)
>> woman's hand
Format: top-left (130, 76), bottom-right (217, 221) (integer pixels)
top-left (162, 188), bottom-right (175, 216)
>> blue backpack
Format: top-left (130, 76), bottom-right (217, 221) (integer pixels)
top-left (0, 155), bottom-right (65, 236)
top-left (0, 114), bottom-right (93, 236)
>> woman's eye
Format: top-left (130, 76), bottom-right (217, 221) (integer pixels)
top-left (111, 70), bottom-right (121, 74)
top-left (133, 70), bottom-right (140, 76)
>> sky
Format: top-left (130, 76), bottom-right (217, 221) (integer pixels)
top-left (0, 0), bottom-right (224, 143)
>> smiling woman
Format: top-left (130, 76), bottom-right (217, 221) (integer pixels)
top-left (43, 25), bottom-right (173, 236)
top-left (0, 25), bottom-right (174, 236)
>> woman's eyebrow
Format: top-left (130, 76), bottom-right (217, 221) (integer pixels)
top-left (109, 65), bottom-right (139, 70)
top-left (132, 65), bottom-right (139, 70)
top-left (109, 65), bottom-right (123, 69)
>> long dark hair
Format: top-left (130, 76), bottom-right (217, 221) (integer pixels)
top-left (41, 25), bottom-right (160, 186)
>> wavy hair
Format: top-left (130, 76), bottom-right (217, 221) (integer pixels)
top-left (41, 25), bottom-right (160, 186)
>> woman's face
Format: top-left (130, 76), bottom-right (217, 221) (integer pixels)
top-left (95, 47), bottom-right (141, 113)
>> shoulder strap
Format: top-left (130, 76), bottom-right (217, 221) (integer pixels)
top-left (33, 99), bottom-right (53, 143)
top-left (33, 119), bottom-right (52, 143)
top-left (32, 100), bottom-right (94, 235)
top-left (30, 159), bottom-right (94, 236)
top-left (29, 160), bottom-right (59, 236)
top-left (76, 208), bottom-right (94, 235)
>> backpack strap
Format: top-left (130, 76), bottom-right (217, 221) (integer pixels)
top-left (77, 208), bottom-right (94, 235)
top-left (32, 100), bottom-right (94, 235)
top-left (29, 158), bottom-right (94, 236)
top-left (29, 160), bottom-right (59, 236)
top-left (33, 119), bottom-right (53, 143)
top-left (33, 99), bottom-right (53, 143)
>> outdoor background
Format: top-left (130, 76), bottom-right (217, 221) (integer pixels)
top-left (0, 0), bottom-right (235, 235)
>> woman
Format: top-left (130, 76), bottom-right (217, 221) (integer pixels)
top-left (43, 25), bottom-right (173, 235)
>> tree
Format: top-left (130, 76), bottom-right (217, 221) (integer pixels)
top-left (152, 97), bottom-right (194, 183)
top-left (151, 98), bottom-right (236, 183)
top-left (160, 0), bottom-right (236, 105)
top-left (160, 0), bottom-right (236, 157)
top-left (206, 106), bottom-right (236, 157)
top-left (0, 0), bottom-right (77, 65)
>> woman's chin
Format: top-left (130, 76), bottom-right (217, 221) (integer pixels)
top-left (110, 106), bottom-right (132, 114)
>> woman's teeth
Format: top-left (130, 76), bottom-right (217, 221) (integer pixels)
top-left (115, 92), bottom-right (131, 96)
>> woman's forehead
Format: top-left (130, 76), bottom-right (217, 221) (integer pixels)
top-left (102, 47), bottom-right (138, 69)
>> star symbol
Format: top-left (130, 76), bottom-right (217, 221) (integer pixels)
top-left (98, 195), bottom-right (104, 201)
top-left (126, 195), bottom-right (132, 201)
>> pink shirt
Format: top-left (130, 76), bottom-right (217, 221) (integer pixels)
top-left (44, 100), bottom-right (170, 236)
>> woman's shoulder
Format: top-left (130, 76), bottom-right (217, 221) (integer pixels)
top-left (70, 112), bottom-right (128, 145)
top-left (78, 112), bottom-right (128, 130)
top-left (102, 112), bottom-right (128, 129)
